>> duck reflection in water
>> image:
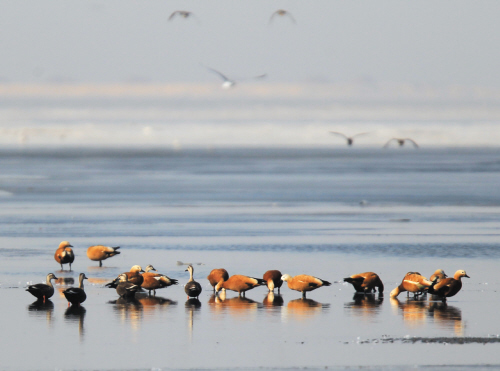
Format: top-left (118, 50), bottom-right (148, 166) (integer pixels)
top-left (28, 300), bottom-right (54, 325)
top-left (344, 293), bottom-right (383, 320)
top-left (263, 292), bottom-right (284, 307)
top-left (428, 302), bottom-right (464, 336)
top-left (390, 297), bottom-right (429, 328)
top-left (64, 305), bottom-right (86, 340)
top-left (186, 299), bottom-right (202, 341)
top-left (209, 291), bottom-right (261, 318)
top-left (134, 294), bottom-right (177, 318)
top-left (285, 298), bottom-right (329, 320)
top-left (109, 297), bottom-right (143, 329)
top-left (56, 277), bottom-right (75, 286)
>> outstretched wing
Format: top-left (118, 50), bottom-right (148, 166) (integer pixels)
top-left (351, 132), bottom-right (370, 138)
top-left (383, 138), bottom-right (398, 148)
top-left (329, 131), bottom-right (348, 140)
top-left (269, 10), bottom-right (296, 24)
top-left (404, 138), bottom-right (419, 148)
top-left (206, 67), bottom-right (231, 83)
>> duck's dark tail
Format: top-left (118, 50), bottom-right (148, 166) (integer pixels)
top-left (321, 279), bottom-right (332, 286)
top-left (343, 277), bottom-right (364, 284)
top-left (252, 278), bottom-right (266, 286)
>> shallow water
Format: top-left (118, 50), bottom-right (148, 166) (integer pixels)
top-left (1, 148), bottom-right (500, 370)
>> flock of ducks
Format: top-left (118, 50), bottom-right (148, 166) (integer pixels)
top-left (27, 241), bottom-right (469, 309)
top-left (329, 132), bottom-right (420, 148)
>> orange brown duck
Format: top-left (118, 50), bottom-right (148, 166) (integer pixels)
top-left (86, 245), bottom-right (120, 267)
top-left (428, 270), bottom-right (469, 302)
top-left (390, 272), bottom-right (433, 298)
top-left (141, 264), bottom-right (178, 296)
top-left (54, 241), bottom-right (75, 270)
top-left (263, 270), bottom-right (283, 293)
top-left (207, 268), bottom-right (229, 293)
top-left (344, 272), bottom-right (384, 294)
top-left (429, 269), bottom-right (448, 283)
top-left (281, 274), bottom-right (331, 299)
top-left (216, 274), bottom-right (265, 297)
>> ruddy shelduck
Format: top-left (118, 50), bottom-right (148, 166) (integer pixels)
top-left (207, 268), bottom-right (229, 292)
top-left (281, 274), bottom-right (331, 298)
top-left (344, 272), bottom-right (384, 293)
top-left (86, 245), bottom-right (120, 267)
top-left (62, 273), bottom-right (88, 306)
top-left (26, 273), bottom-right (58, 302)
top-left (141, 264), bottom-right (178, 296)
top-left (54, 241), bottom-right (75, 270)
top-left (185, 265), bottom-right (202, 299)
top-left (428, 270), bottom-right (469, 302)
top-left (263, 270), bottom-right (283, 293)
top-left (390, 272), bottom-right (433, 298)
top-left (429, 269), bottom-right (448, 283)
top-left (216, 275), bottom-right (265, 297)
top-left (125, 265), bottom-right (145, 286)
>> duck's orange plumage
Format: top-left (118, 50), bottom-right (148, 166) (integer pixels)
top-left (390, 272), bottom-right (432, 298)
top-left (281, 274), bottom-right (331, 298)
top-left (141, 265), bottom-right (178, 296)
top-left (124, 265), bottom-right (145, 286)
top-left (86, 245), bottom-right (120, 266)
top-left (428, 270), bottom-right (469, 301)
top-left (54, 241), bottom-right (74, 270)
top-left (207, 268), bottom-right (229, 292)
top-left (344, 272), bottom-right (384, 293)
top-left (217, 275), bottom-right (265, 297)
top-left (263, 270), bottom-right (283, 293)
top-left (429, 269), bottom-right (447, 283)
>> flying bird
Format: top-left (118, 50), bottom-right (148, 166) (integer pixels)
top-left (168, 10), bottom-right (197, 21)
top-left (269, 9), bottom-right (296, 24)
top-left (206, 67), bottom-right (236, 89)
top-left (329, 132), bottom-right (370, 146)
top-left (205, 66), bottom-right (266, 89)
top-left (383, 138), bottom-right (419, 149)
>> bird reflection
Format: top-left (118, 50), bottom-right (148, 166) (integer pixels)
top-left (428, 302), bottom-right (464, 336)
top-left (344, 293), bottom-right (384, 321)
top-left (28, 300), bottom-right (54, 326)
top-left (136, 294), bottom-right (177, 318)
top-left (285, 298), bottom-right (329, 320)
top-left (109, 297), bottom-right (143, 330)
top-left (56, 277), bottom-right (75, 286)
top-left (263, 292), bottom-right (284, 307)
top-left (390, 297), bottom-right (428, 328)
top-left (185, 299), bottom-right (202, 341)
top-left (64, 305), bottom-right (86, 340)
top-left (209, 292), bottom-right (261, 319)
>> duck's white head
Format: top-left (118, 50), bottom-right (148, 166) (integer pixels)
top-left (281, 274), bottom-right (292, 282)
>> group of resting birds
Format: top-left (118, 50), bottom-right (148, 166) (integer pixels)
top-left (344, 269), bottom-right (470, 302)
top-left (25, 241), bottom-right (469, 308)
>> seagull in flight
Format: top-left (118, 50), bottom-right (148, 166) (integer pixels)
top-left (269, 9), bottom-right (297, 24)
top-left (205, 66), bottom-right (267, 89)
top-left (383, 138), bottom-right (419, 149)
top-left (329, 132), bottom-right (370, 146)
top-left (168, 10), bottom-right (197, 21)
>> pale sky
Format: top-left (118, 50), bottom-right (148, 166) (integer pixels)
top-left (2, 1), bottom-right (499, 86)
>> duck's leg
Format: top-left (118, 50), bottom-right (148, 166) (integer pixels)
top-left (302, 291), bottom-right (306, 299)
top-left (99, 260), bottom-right (102, 267)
